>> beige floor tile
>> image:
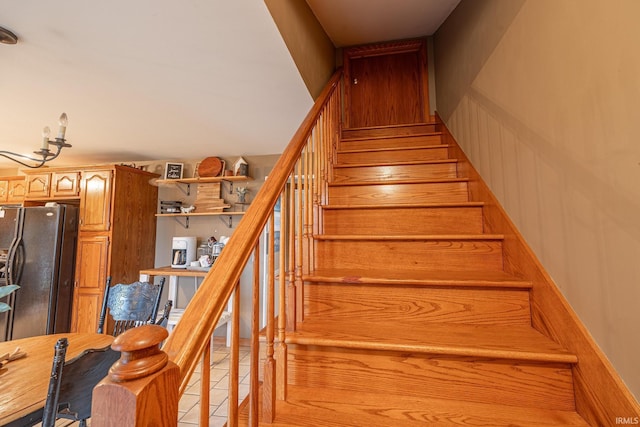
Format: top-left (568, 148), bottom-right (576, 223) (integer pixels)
top-left (213, 398), bottom-right (229, 417)
top-left (183, 379), bottom-right (202, 396)
top-left (213, 358), bottom-right (230, 370)
top-left (238, 363), bottom-right (251, 377)
top-left (178, 393), bottom-right (200, 413)
top-left (238, 383), bottom-right (250, 397)
top-left (208, 415), bottom-right (228, 427)
top-left (174, 341), bottom-right (252, 425)
top-left (209, 387), bottom-right (230, 407)
top-left (212, 374), bottom-right (229, 389)
top-left (187, 371), bottom-right (201, 386)
top-left (179, 404), bottom-right (202, 424)
top-left (210, 367), bottom-right (228, 383)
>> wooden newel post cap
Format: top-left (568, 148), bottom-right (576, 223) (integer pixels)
top-left (109, 324), bottom-right (169, 383)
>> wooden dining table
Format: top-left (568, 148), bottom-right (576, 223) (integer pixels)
top-left (0, 332), bottom-right (114, 426)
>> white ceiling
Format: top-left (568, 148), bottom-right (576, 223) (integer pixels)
top-left (306, 0), bottom-right (460, 47)
top-left (0, 0), bottom-right (459, 170)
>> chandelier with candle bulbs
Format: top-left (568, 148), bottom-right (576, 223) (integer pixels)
top-left (0, 113), bottom-right (71, 169)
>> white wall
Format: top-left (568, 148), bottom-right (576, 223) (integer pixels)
top-left (435, 0), bottom-right (640, 397)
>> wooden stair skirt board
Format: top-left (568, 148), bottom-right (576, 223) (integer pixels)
top-left (338, 132), bottom-right (444, 151)
top-left (313, 235), bottom-right (505, 272)
top-left (331, 160), bottom-right (459, 184)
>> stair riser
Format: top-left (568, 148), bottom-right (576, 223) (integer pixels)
top-left (337, 146), bottom-right (449, 165)
top-left (342, 123), bottom-right (439, 139)
top-left (332, 162), bottom-right (457, 184)
top-left (314, 239), bottom-right (504, 272)
top-left (322, 206), bottom-right (483, 235)
top-left (287, 345), bottom-right (576, 411)
top-left (339, 134), bottom-right (443, 151)
top-left (304, 283), bottom-right (531, 326)
top-left (328, 181), bottom-right (469, 205)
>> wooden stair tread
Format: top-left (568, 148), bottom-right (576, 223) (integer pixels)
top-left (322, 201), bottom-right (485, 210)
top-left (287, 320), bottom-right (577, 364)
top-left (341, 124), bottom-right (440, 140)
top-left (314, 234), bottom-right (504, 241)
top-left (347, 121), bottom-right (437, 128)
top-left (337, 144), bottom-right (450, 155)
top-left (328, 177), bottom-right (469, 187)
top-left (304, 268), bottom-right (532, 288)
top-left (239, 385), bottom-right (589, 427)
top-left (332, 158), bottom-right (458, 168)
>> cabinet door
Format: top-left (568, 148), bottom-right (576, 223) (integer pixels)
top-left (0, 180), bottom-right (7, 203)
top-left (25, 173), bottom-right (51, 199)
top-left (71, 234), bottom-right (110, 333)
top-left (71, 293), bottom-right (103, 334)
top-left (7, 179), bottom-right (26, 203)
top-left (79, 170), bottom-right (113, 231)
top-left (52, 171), bottom-right (81, 198)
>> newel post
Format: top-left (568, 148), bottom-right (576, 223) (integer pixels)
top-left (92, 325), bottom-right (180, 426)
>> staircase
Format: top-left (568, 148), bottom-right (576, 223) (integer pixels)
top-left (243, 122), bottom-right (591, 425)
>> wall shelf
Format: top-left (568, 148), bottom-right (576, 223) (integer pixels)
top-left (155, 176), bottom-right (252, 196)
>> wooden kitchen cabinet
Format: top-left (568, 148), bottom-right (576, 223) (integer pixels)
top-left (0, 176), bottom-right (26, 204)
top-left (15, 164), bottom-right (158, 333)
top-left (24, 173), bottom-right (50, 199)
top-left (79, 169), bottom-right (112, 231)
top-left (0, 180), bottom-right (6, 202)
top-left (71, 234), bottom-right (110, 333)
top-left (22, 169), bottom-right (81, 200)
top-left (7, 177), bottom-right (26, 203)
top-left (52, 171), bottom-right (81, 198)
top-left (70, 165), bottom-right (159, 333)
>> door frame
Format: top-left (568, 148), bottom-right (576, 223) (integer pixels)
top-left (343, 39), bottom-right (430, 129)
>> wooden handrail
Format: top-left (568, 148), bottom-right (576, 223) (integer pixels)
top-left (93, 68), bottom-right (343, 426)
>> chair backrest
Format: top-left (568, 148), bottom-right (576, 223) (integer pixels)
top-left (42, 337), bottom-right (121, 427)
top-left (97, 276), bottom-right (166, 335)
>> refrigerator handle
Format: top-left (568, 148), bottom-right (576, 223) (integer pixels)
top-left (6, 208), bottom-right (25, 286)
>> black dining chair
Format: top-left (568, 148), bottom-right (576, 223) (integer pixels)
top-left (42, 337), bottom-right (121, 427)
top-left (97, 276), bottom-right (172, 336)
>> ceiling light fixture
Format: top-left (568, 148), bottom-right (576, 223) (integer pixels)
top-left (1, 113), bottom-right (72, 168)
top-left (0, 26), bottom-right (18, 45)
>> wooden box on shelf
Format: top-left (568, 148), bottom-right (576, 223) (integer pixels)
top-left (194, 182), bottom-right (229, 212)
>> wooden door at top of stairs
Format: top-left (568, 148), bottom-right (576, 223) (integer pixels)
top-left (344, 39), bottom-right (430, 128)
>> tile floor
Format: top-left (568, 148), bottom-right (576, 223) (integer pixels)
top-left (177, 341), bottom-right (252, 426)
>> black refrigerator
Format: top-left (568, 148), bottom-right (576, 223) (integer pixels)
top-left (0, 204), bottom-right (78, 342)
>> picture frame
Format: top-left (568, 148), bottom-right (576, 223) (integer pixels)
top-left (165, 162), bottom-right (184, 180)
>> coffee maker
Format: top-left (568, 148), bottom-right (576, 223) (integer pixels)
top-left (171, 236), bottom-right (196, 269)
